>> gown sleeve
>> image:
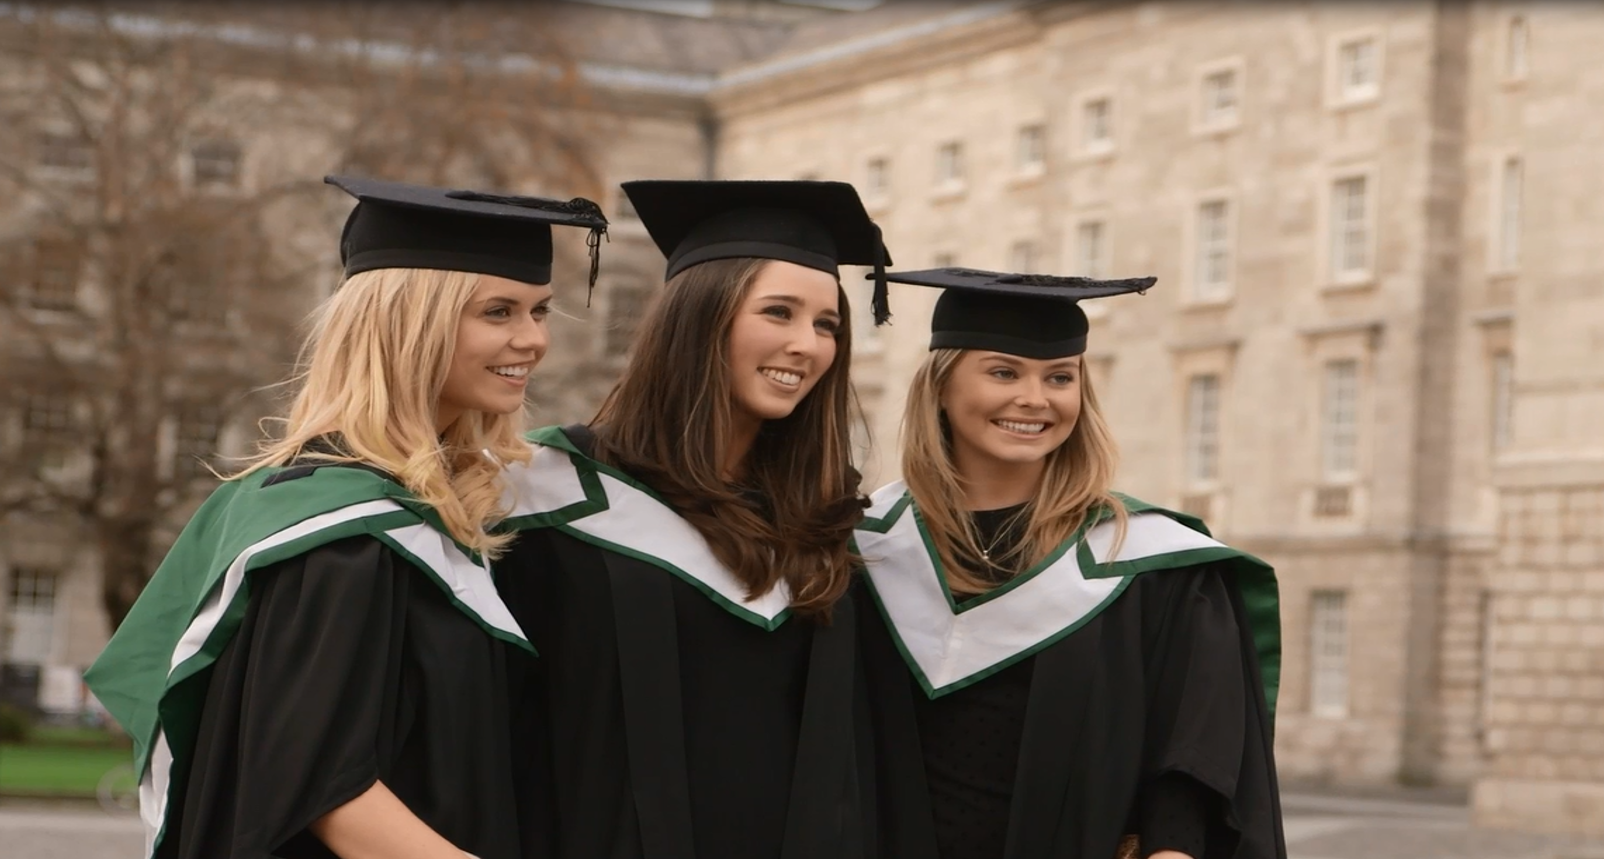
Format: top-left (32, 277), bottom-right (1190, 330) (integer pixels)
top-left (1137, 563), bottom-right (1285, 859)
top-left (166, 536), bottom-right (414, 859)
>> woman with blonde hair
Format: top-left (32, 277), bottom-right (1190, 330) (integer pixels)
top-left (495, 180), bottom-right (888, 859)
top-left (854, 268), bottom-right (1286, 859)
top-left (85, 175), bottom-right (607, 859)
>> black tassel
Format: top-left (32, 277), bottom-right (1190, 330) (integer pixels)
top-left (871, 223), bottom-right (891, 326)
top-left (585, 225), bottom-right (608, 307)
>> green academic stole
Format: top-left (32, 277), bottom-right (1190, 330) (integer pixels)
top-left (855, 482), bottom-right (1281, 712)
top-left (499, 425), bottom-right (794, 630)
top-left (83, 466), bottom-right (528, 858)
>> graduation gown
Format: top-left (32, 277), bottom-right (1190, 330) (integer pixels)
top-left (496, 425), bottom-right (869, 859)
top-left (854, 483), bottom-right (1285, 859)
top-left (85, 461), bottom-right (535, 859)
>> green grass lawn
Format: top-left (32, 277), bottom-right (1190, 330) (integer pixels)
top-left (0, 742), bottom-right (132, 796)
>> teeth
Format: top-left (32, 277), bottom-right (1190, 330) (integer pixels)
top-left (996, 420), bottom-right (1046, 434)
top-left (491, 366), bottom-right (529, 378)
top-left (761, 368), bottom-right (802, 386)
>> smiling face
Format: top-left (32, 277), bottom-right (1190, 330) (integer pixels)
top-left (940, 350), bottom-right (1082, 476)
top-left (725, 260), bottom-right (843, 428)
top-left (436, 274), bottom-right (554, 431)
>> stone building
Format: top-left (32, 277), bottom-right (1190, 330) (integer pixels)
top-left (709, 0), bottom-right (1602, 835)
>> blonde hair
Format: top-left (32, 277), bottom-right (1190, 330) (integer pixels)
top-left (901, 348), bottom-right (1128, 594)
top-left (234, 267), bottom-right (532, 558)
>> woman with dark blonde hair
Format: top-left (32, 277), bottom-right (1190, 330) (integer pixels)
top-left (855, 268), bottom-right (1286, 859)
top-left (85, 175), bottom-right (607, 859)
top-left (495, 180), bottom-right (889, 859)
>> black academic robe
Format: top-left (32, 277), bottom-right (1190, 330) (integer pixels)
top-left (162, 535), bottom-right (531, 859)
top-left (859, 564), bottom-right (1285, 859)
top-left (498, 515), bottom-right (870, 859)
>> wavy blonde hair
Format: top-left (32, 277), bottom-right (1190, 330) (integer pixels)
top-left (901, 348), bottom-right (1127, 594)
top-left (233, 267), bottom-right (532, 558)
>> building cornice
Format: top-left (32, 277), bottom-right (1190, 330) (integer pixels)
top-left (710, 2), bottom-right (1038, 117)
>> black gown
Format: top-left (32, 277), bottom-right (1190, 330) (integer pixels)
top-left (496, 431), bottom-right (871, 859)
top-left (161, 535), bottom-right (533, 859)
top-left (860, 552), bottom-right (1284, 859)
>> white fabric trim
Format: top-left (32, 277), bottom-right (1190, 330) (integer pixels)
top-left (857, 487), bottom-right (1228, 693)
top-left (501, 443), bottom-right (589, 518)
top-left (380, 522), bottom-right (525, 640)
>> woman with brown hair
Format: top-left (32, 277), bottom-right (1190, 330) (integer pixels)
top-left (854, 267), bottom-right (1286, 859)
top-left (495, 180), bottom-right (890, 859)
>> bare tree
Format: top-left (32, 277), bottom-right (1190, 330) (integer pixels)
top-left (0, 2), bottom-right (606, 629)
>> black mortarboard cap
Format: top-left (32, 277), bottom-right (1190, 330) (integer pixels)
top-left (326, 174), bottom-right (609, 299)
top-left (878, 267), bottom-right (1156, 359)
top-left (620, 179), bottom-right (895, 324)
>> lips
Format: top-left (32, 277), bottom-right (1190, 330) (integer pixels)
top-left (994, 419), bottom-right (1049, 435)
top-left (489, 364), bottom-right (531, 379)
top-left (760, 367), bottom-right (804, 388)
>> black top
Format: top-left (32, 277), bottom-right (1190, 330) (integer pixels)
top-left (497, 428), bottom-right (870, 859)
top-left (326, 174), bottom-right (608, 287)
top-left (908, 505), bottom-right (1209, 859)
top-left (164, 536), bottom-right (533, 859)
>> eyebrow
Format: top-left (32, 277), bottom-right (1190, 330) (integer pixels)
top-left (756, 294), bottom-right (842, 319)
top-left (480, 294), bottom-right (548, 307)
top-left (980, 354), bottom-right (1081, 372)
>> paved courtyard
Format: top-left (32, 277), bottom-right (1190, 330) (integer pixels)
top-left (1, 790), bottom-right (1601, 859)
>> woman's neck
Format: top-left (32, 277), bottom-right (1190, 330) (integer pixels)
top-left (955, 455), bottom-right (1044, 511)
top-left (723, 410), bottom-right (763, 482)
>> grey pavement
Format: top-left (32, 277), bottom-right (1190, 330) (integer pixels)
top-left (2, 790), bottom-right (1603, 859)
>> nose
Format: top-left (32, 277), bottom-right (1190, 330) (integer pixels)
top-left (511, 315), bottom-right (549, 359)
top-left (784, 326), bottom-right (826, 360)
top-left (1014, 377), bottom-right (1048, 408)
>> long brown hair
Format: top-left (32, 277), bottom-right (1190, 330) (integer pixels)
top-left (592, 257), bottom-right (864, 621)
top-left (901, 348), bottom-right (1127, 594)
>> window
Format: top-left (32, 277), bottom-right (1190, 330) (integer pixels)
top-left (23, 391), bottom-right (74, 468)
top-left (1009, 241), bottom-right (1037, 273)
top-left (1081, 96), bottom-right (1113, 153)
top-left (5, 567), bottom-right (60, 665)
top-left (174, 404), bottom-right (222, 479)
top-left (36, 131), bottom-right (94, 178)
top-left (24, 236), bottom-right (81, 311)
top-left (168, 275), bottom-right (230, 325)
top-left (1200, 67), bottom-right (1240, 128)
top-left (605, 280), bottom-right (653, 356)
top-left (1309, 590), bottom-right (1350, 717)
top-left (1194, 199), bottom-right (1232, 301)
top-left (1330, 175), bottom-right (1372, 281)
top-left (1334, 35), bottom-right (1381, 104)
top-left (1491, 352), bottom-right (1514, 452)
top-left (935, 141), bottom-right (964, 187)
top-left (1015, 124), bottom-right (1045, 173)
top-left (190, 139), bottom-right (242, 189)
top-left (1506, 16), bottom-right (1529, 81)
top-left (1321, 359), bottom-right (1360, 480)
top-left (1184, 374), bottom-right (1221, 486)
top-left (1498, 156), bottom-right (1523, 271)
top-left (865, 157), bottom-right (890, 197)
top-left (1075, 221), bottom-right (1107, 278)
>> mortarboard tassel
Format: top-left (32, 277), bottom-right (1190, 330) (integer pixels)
top-left (585, 224), bottom-right (608, 307)
top-left (871, 222), bottom-right (891, 326)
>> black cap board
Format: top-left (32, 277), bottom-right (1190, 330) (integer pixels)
top-left (620, 179), bottom-right (895, 324)
top-left (877, 267), bottom-right (1156, 359)
top-left (325, 174), bottom-right (609, 298)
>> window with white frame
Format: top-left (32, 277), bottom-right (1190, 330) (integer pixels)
top-left (1185, 374), bottom-right (1221, 486)
top-left (935, 141), bottom-right (964, 187)
top-left (1498, 156), bottom-right (1523, 271)
top-left (1491, 352), bottom-right (1514, 452)
top-left (1009, 240), bottom-right (1037, 273)
top-left (1330, 175), bottom-right (1372, 281)
top-left (24, 392), bottom-right (74, 467)
top-left (865, 156), bottom-right (890, 198)
top-left (1200, 67), bottom-right (1240, 128)
top-left (1075, 220), bottom-right (1107, 278)
top-left (25, 236), bottom-right (81, 311)
top-left (190, 139), bottom-right (242, 189)
top-left (6, 567), bottom-right (60, 666)
top-left (1194, 199), bottom-right (1233, 301)
top-left (1081, 96), bottom-right (1112, 153)
top-left (1309, 590), bottom-right (1350, 717)
top-left (1506, 16), bottom-right (1529, 82)
top-left (1335, 35), bottom-right (1381, 104)
top-left (1016, 124), bottom-right (1046, 173)
top-left (36, 131), bottom-right (94, 178)
top-left (174, 403), bottom-right (222, 479)
top-left (1321, 359), bottom-right (1361, 480)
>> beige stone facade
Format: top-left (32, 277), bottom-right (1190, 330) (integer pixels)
top-left (712, 0), bottom-right (1604, 828)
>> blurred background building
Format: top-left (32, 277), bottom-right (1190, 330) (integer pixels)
top-left (1, 0), bottom-right (1600, 838)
